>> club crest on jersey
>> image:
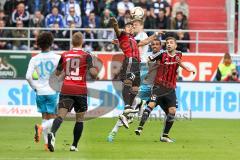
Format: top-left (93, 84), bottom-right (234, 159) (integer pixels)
top-left (175, 56), bottom-right (180, 62)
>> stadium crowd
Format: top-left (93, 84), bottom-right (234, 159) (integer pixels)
top-left (0, 0), bottom-right (190, 52)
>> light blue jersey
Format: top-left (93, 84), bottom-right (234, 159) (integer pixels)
top-left (26, 51), bottom-right (61, 95)
top-left (26, 51), bottom-right (61, 114)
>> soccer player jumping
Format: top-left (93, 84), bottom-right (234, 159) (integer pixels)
top-left (107, 17), bottom-right (162, 142)
top-left (135, 36), bottom-right (195, 142)
top-left (47, 32), bottom-right (98, 152)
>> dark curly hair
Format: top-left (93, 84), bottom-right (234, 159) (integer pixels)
top-left (37, 32), bottom-right (54, 51)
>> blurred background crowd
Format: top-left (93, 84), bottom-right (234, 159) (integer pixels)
top-left (0, 0), bottom-right (191, 52)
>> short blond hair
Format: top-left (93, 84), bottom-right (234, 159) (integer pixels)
top-left (72, 32), bottom-right (83, 47)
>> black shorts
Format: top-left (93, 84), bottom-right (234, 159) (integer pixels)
top-left (59, 94), bottom-right (88, 113)
top-left (119, 57), bottom-right (140, 86)
top-left (150, 85), bottom-right (178, 112)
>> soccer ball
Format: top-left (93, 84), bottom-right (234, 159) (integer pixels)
top-left (130, 7), bottom-right (144, 19)
top-left (32, 70), bottom-right (39, 80)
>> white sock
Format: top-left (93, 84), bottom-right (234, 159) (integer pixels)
top-left (41, 119), bottom-right (48, 144)
top-left (132, 96), bottom-right (141, 109)
top-left (47, 119), bottom-right (54, 132)
top-left (41, 119), bottom-right (48, 130)
top-left (111, 120), bottom-right (122, 133)
top-left (42, 128), bottom-right (48, 144)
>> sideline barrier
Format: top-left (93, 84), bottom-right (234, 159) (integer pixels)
top-left (0, 80), bottom-right (239, 119)
top-left (0, 51), bottom-right (240, 81)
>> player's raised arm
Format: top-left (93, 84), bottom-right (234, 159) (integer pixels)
top-left (110, 17), bottom-right (121, 37)
top-left (138, 31), bottom-right (163, 47)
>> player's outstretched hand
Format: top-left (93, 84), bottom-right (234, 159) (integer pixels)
top-left (110, 17), bottom-right (118, 26)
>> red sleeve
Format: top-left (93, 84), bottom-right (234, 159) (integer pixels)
top-left (118, 31), bottom-right (126, 39)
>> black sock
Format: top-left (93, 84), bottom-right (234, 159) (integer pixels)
top-left (138, 106), bottom-right (153, 129)
top-left (122, 85), bottom-right (131, 106)
top-left (72, 122), bottom-right (83, 148)
top-left (51, 116), bottom-right (63, 135)
top-left (163, 113), bottom-right (175, 135)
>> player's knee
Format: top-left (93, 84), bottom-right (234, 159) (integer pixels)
top-left (148, 102), bottom-right (156, 109)
top-left (168, 107), bottom-right (176, 114)
top-left (76, 112), bottom-right (85, 122)
top-left (142, 107), bottom-right (152, 120)
top-left (166, 113), bottom-right (175, 122)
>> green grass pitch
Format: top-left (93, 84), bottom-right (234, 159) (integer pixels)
top-left (0, 117), bottom-right (239, 160)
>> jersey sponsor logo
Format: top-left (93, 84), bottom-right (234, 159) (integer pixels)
top-left (164, 61), bottom-right (178, 65)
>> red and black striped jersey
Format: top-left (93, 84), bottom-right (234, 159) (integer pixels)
top-left (57, 48), bottom-right (93, 95)
top-left (118, 31), bottom-right (140, 61)
top-left (149, 50), bottom-right (182, 88)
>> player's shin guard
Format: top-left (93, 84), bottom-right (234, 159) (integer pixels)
top-left (72, 122), bottom-right (83, 148)
top-left (163, 113), bottom-right (175, 136)
top-left (51, 116), bottom-right (63, 136)
top-left (138, 106), bottom-right (153, 129)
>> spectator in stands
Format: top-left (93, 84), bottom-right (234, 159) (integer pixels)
top-left (63, 21), bottom-right (78, 38)
top-left (82, 11), bottom-right (100, 28)
top-left (11, 20), bottom-right (28, 50)
top-left (63, 0), bottom-right (81, 17)
top-left (30, 29), bottom-right (40, 50)
top-left (83, 27), bottom-right (100, 52)
top-left (100, 8), bottom-right (113, 28)
top-left (81, 0), bottom-right (98, 17)
top-left (142, 6), bottom-right (155, 30)
top-left (150, 0), bottom-right (171, 18)
top-left (29, 11), bottom-right (45, 27)
top-left (0, 19), bottom-right (12, 49)
top-left (45, 6), bottom-right (64, 28)
top-left (98, 0), bottom-right (118, 16)
top-left (100, 8), bottom-right (115, 51)
top-left (155, 8), bottom-right (170, 29)
top-left (117, 0), bottom-right (134, 17)
top-left (176, 31), bottom-right (190, 52)
top-left (4, 0), bottom-right (19, 16)
top-left (172, 0), bottom-right (189, 18)
top-left (46, 0), bottom-right (64, 16)
top-left (0, 10), bottom-right (6, 20)
top-left (51, 22), bottom-right (64, 50)
top-left (64, 7), bottom-right (82, 28)
top-left (118, 9), bottom-right (132, 28)
top-left (11, 3), bottom-right (30, 27)
top-left (216, 53), bottom-right (237, 81)
top-left (28, 0), bottom-right (46, 15)
top-left (0, 10), bottom-right (10, 26)
top-left (135, 0), bottom-right (151, 10)
top-left (171, 11), bottom-right (188, 29)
